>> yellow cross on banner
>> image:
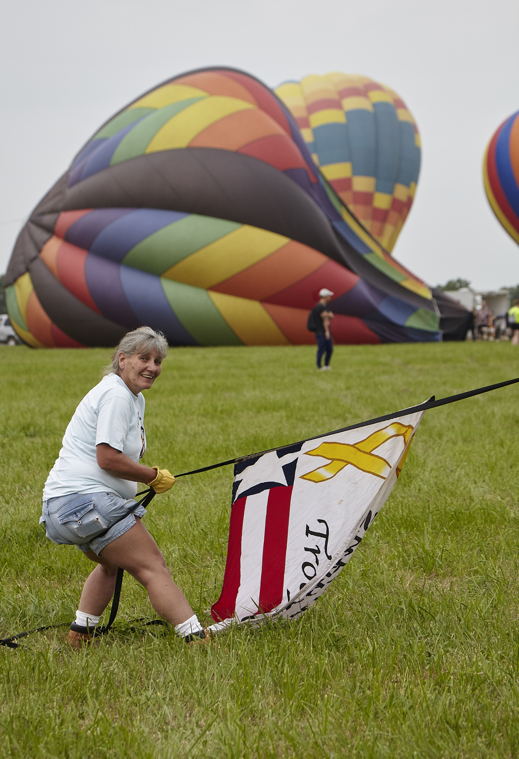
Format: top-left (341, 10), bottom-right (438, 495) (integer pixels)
top-left (300, 422), bottom-right (415, 483)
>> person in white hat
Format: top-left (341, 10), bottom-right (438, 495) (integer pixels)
top-left (307, 288), bottom-right (335, 370)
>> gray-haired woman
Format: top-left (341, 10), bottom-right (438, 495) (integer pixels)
top-left (40, 326), bottom-right (207, 646)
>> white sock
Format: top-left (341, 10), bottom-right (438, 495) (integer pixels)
top-left (74, 610), bottom-right (101, 630)
top-left (174, 614), bottom-right (203, 638)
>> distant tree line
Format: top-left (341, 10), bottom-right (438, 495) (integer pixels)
top-left (437, 278), bottom-right (519, 301)
top-left (438, 278), bottom-right (471, 291)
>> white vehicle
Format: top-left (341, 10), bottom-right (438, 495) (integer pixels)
top-left (0, 314), bottom-right (19, 345)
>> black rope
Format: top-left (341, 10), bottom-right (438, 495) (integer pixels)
top-left (173, 376), bottom-right (519, 478)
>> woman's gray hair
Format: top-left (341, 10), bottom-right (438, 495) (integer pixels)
top-left (105, 326), bottom-right (169, 375)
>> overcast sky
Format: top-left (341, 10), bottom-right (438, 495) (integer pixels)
top-left (1, 0), bottom-right (517, 291)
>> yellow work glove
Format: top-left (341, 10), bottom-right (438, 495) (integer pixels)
top-left (149, 467), bottom-right (175, 493)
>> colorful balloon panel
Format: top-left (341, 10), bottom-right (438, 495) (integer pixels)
top-left (5, 67), bottom-right (439, 347)
top-left (275, 73), bottom-right (421, 253)
top-left (483, 110), bottom-right (519, 244)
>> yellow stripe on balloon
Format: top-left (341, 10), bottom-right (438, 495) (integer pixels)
top-left (275, 82), bottom-right (303, 102)
top-left (13, 321), bottom-right (44, 348)
top-left (352, 175), bottom-right (376, 192)
top-left (397, 107), bottom-right (414, 124)
top-left (13, 274), bottom-right (45, 347)
top-left (208, 291), bottom-right (289, 345)
top-left (130, 84), bottom-right (207, 110)
top-left (300, 75), bottom-right (334, 97)
top-left (147, 97), bottom-right (254, 151)
top-left (400, 278), bottom-right (431, 298)
top-left (163, 226), bottom-right (287, 288)
top-left (368, 90), bottom-right (393, 104)
top-left (322, 162), bottom-right (352, 179)
top-left (393, 183), bottom-right (409, 201)
top-left (14, 272), bottom-right (34, 323)
top-left (373, 191), bottom-right (392, 209)
top-left (341, 96), bottom-right (372, 111)
top-left (309, 109), bottom-right (346, 128)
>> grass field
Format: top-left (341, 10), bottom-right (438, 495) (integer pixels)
top-left (1, 341), bottom-right (518, 758)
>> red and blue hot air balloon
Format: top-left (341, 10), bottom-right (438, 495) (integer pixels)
top-left (483, 110), bottom-right (519, 245)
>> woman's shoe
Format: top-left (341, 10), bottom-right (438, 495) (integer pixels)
top-left (66, 623), bottom-right (97, 649)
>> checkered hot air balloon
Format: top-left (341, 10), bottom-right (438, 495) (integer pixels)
top-left (4, 67), bottom-right (439, 347)
top-left (275, 73), bottom-right (421, 254)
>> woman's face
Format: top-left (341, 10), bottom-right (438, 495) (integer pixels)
top-left (118, 347), bottom-right (163, 395)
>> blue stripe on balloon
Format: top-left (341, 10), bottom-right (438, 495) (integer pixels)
top-left (119, 266), bottom-right (197, 345)
top-left (378, 295), bottom-right (415, 325)
top-left (85, 253), bottom-right (138, 328)
top-left (69, 140), bottom-right (107, 186)
top-left (345, 110), bottom-right (376, 176)
top-left (372, 102), bottom-right (399, 194)
top-left (396, 122), bottom-right (420, 187)
top-left (495, 114), bottom-right (519, 216)
top-left (66, 209), bottom-right (135, 250)
top-left (90, 209), bottom-right (188, 263)
top-left (312, 123), bottom-right (351, 165)
top-left (332, 220), bottom-right (372, 255)
top-left (71, 123), bottom-right (137, 185)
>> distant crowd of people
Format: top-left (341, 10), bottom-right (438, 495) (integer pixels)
top-left (469, 299), bottom-right (519, 344)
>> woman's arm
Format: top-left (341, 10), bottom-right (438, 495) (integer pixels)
top-left (96, 443), bottom-right (156, 484)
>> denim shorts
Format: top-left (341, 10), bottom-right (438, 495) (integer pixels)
top-left (41, 492), bottom-right (146, 556)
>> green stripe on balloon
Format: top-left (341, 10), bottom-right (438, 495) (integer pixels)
top-left (5, 285), bottom-right (27, 332)
top-left (160, 278), bottom-right (242, 345)
top-left (111, 99), bottom-right (205, 164)
top-left (93, 108), bottom-right (155, 139)
top-left (405, 308), bottom-right (440, 332)
top-left (123, 215), bottom-right (241, 274)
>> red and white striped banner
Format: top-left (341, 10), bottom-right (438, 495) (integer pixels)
top-left (210, 407), bottom-right (424, 629)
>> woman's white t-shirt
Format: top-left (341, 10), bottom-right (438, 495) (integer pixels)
top-left (43, 373), bottom-right (146, 500)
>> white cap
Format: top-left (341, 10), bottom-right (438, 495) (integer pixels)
top-left (319, 288), bottom-right (334, 297)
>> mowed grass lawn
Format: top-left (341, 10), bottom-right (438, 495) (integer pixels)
top-left (1, 341), bottom-right (518, 758)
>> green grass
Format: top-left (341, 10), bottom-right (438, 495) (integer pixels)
top-left (1, 342), bottom-right (518, 758)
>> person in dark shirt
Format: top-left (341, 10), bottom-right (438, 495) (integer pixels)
top-left (308, 288), bottom-right (335, 370)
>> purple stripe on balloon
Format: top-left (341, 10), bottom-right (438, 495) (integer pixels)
top-left (91, 209), bottom-right (188, 263)
top-left (283, 167), bottom-right (318, 194)
top-left (69, 140), bottom-right (107, 186)
top-left (85, 254), bottom-right (138, 328)
top-left (332, 219), bottom-right (371, 255)
top-left (69, 123), bottom-right (137, 186)
top-left (332, 279), bottom-right (382, 317)
top-left (119, 266), bottom-right (197, 345)
top-left (66, 209), bottom-right (135, 250)
top-left (495, 113), bottom-right (519, 217)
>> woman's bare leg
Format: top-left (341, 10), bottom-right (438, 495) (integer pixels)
top-left (77, 562), bottom-right (119, 617)
top-left (93, 520), bottom-right (194, 626)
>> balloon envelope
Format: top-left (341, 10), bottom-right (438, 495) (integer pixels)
top-left (275, 73), bottom-right (421, 252)
top-left (4, 68), bottom-right (439, 348)
top-left (483, 110), bottom-right (519, 244)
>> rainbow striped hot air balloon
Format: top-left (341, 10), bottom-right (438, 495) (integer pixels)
top-left (4, 67), bottom-right (439, 348)
top-left (483, 111), bottom-right (519, 245)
